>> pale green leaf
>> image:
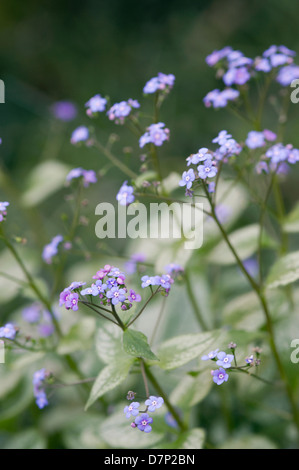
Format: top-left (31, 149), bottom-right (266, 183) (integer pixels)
top-left (3, 429), bottom-right (47, 449)
top-left (219, 434), bottom-right (277, 449)
top-left (85, 358), bottom-right (133, 410)
top-left (266, 251), bottom-right (299, 289)
top-left (283, 201), bottom-right (299, 233)
top-left (95, 323), bottom-right (124, 364)
top-left (208, 224), bottom-right (275, 265)
top-left (156, 330), bottom-right (222, 370)
top-left (170, 369), bottom-right (212, 408)
top-left (22, 160), bottom-right (71, 207)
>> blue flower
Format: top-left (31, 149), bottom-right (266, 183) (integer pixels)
top-left (107, 100), bottom-right (139, 124)
top-left (70, 126), bottom-right (89, 144)
top-left (116, 181), bottom-right (135, 206)
top-left (143, 73), bottom-right (175, 94)
top-left (211, 368), bottom-right (229, 385)
top-left (186, 148), bottom-right (209, 166)
top-left (42, 235), bottom-right (63, 264)
top-left (216, 351), bottom-right (234, 368)
top-left (201, 348), bottom-right (219, 361)
top-left (0, 201), bottom-right (9, 222)
top-left (179, 169), bottom-right (195, 189)
top-left (106, 286), bottom-right (127, 305)
top-left (145, 396), bottom-right (164, 412)
top-left (158, 274), bottom-right (173, 290)
top-left (0, 323), bottom-right (17, 340)
top-left (135, 413), bottom-right (153, 433)
top-left (197, 159), bottom-right (218, 179)
top-left (33, 368), bottom-right (49, 409)
top-left (124, 401), bottom-right (140, 418)
top-left (85, 94), bottom-right (107, 116)
top-left (245, 354), bottom-right (254, 364)
top-left (141, 275), bottom-right (160, 288)
top-left (139, 122), bottom-right (170, 148)
top-left (245, 131), bottom-right (265, 149)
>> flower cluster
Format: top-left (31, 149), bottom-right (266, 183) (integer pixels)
top-left (201, 348), bottom-right (233, 385)
top-left (202, 344), bottom-right (262, 385)
top-left (245, 129), bottom-right (277, 149)
top-left (33, 368), bottom-right (50, 409)
top-left (143, 73), bottom-right (175, 95)
top-left (66, 167), bottom-right (97, 187)
top-left (254, 141), bottom-right (299, 174)
top-left (42, 234), bottom-right (64, 264)
top-left (139, 122), bottom-right (170, 148)
top-left (203, 88), bottom-right (240, 108)
top-left (59, 265), bottom-right (143, 312)
top-left (179, 130), bottom-right (244, 196)
top-left (141, 272), bottom-right (174, 294)
top-left (204, 45), bottom-right (299, 109)
top-left (107, 99), bottom-right (140, 124)
top-left (212, 130), bottom-right (242, 161)
top-left (59, 281), bottom-right (86, 312)
top-left (0, 201), bottom-right (9, 222)
top-left (124, 394), bottom-right (164, 433)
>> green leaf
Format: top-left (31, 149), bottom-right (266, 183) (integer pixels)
top-left (175, 428), bottom-right (206, 450)
top-left (122, 328), bottom-right (159, 361)
top-left (3, 429), bottom-right (47, 449)
top-left (283, 201), bottom-right (299, 233)
top-left (156, 330), bottom-right (222, 370)
top-left (219, 434), bottom-right (277, 449)
top-left (158, 428), bottom-right (206, 450)
top-left (85, 358), bottom-right (134, 410)
top-left (95, 323), bottom-right (124, 364)
top-left (208, 224), bottom-right (276, 265)
top-left (22, 160), bottom-right (71, 207)
top-left (170, 369), bottom-right (212, 408)
top-left (222, 290), bottom-right (285, 330)
top-left (266, 251), bottom-right (299, 289)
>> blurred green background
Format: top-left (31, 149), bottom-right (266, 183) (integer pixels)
top-left (0, 0), bottom-right (299, 449)
top-left (1, 0), bottom-right (299, 272)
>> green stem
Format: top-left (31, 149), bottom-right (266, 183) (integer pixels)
top-left (143, 363), bottom-right (187, 432)
top-left (184, 271), bottom-right (208, 331)
top-left (111, 304), bottom-right (126, 330)
top-left (127, 287), bottom-right (161, 327)
top-left (272, 174), bottom-right (288, 255)
top-left (202, 184), bottom-right (299, 436)
top-left (230, 366), bottom-right (277, 386)
top-left (80, 301), bottom-right (119, 326)
top-left (0, 230), bottom-right (62, 336)
top-left (94, 139), bottom-right (137, 180)
top-left (139, 359), bottom-right (150, 398)
top-left (257, 173), bottom-right (275, 285)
